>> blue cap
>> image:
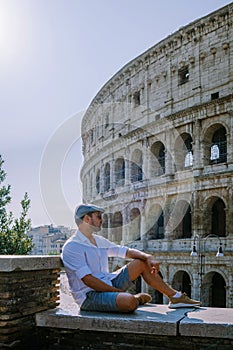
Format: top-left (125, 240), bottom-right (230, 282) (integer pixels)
top-left (74, 204), bottom-right (105, 222)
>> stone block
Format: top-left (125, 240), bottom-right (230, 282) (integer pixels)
top-left (179, 307), bottom-right (233, 339)
top-left (36, 304), bottom-right (192, 336)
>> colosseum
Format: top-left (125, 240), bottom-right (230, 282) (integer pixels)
top-left (80, 3), bottom-right (233, 308)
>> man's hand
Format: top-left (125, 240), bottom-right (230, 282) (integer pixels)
top-left (126, 248), bottom-right (160, 274)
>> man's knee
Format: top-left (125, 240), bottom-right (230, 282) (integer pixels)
top-left (116, 293), bottom-right (138, 313)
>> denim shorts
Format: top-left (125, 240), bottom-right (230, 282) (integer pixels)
top-left (80, 265), bottom-right (133, 312)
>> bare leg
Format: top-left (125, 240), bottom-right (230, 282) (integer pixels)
top-left (116, 292), bottom-right (139, 313)
top-left (127, 259), bottom-right (176, 298)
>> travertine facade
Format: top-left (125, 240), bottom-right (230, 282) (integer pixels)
top-left (81, 3), bottom-right (233, 307)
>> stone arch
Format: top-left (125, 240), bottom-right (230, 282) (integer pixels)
top-left (111, 211), bottom-right (123, 243)
top-left (146, 203), bottom-right (164, 239)
top-left (202, 123), bottom-right (227, 166)
top-left (129, 207), bottom-right (141, 241)
top-left (172, 270), bottom-right (192, 297)
top-left (102, 213), bottom-right (108, 239)
top-left (130, 149), bottom-right (143, 183)
top-left (174, 132), bottom-right (193, 171)
top-left (115, 158), bottom-right (125, 186)
top-left (202, 271), bottom-right (226, 307)
top-left (84, 174), bottom-right (90, 201)
top-left (203, 196), bottom-right (226, 237)
top-left (212, 198), bottom-right (226, 237)
top-left (173, 200), bottom-right (192, 239)
top-left (96, 169), bottom-right (100, 194)
top-left (103, 162), bottom-right (110, 192)
top-left (150, 141), bottom-right (166, 176)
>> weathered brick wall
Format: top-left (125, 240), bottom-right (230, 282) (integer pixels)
top-left (0, 256), bottom-right (61, 349)
top-left (35, 328), bottom-right (233, 350)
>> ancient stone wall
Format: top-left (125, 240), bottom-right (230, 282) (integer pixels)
top-left (80, 3), bottom-right (233, 308)
top-left (0, 256), bottom-right (61, 348)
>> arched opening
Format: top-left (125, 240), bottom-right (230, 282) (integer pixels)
top-left (210, 126), bottom-right (227, 164)
top-left (131, 149), bottom-right (143, 183)
top-left (203, 124), bottom-right (227, 166)
top-left (173, 201), bottom-right (192, 239)
top-left (202, 272), bottom-right (226, 307)
top-left (150, 141), bottom-right (165, 176)
top-left (211, 198), bottom-right (226, 237)
top-left (104, 163), bottom-right (110, 192)
top-left (129, 208), bottom-right (141, 241)
top-left (211, 273), bottom-right (226, 307)
top-left (115, 158), bottom-right (125, 186)
top-left (112, 212), bottom-right (123, 243)
top-left (174, 133), bottom-right (193, 171)
top-left (172, 271), bottom-right (191, 298)
top-left (96, 169), bottom-right (100, 194)
top-left (146, 205), bottom-right (164, 239)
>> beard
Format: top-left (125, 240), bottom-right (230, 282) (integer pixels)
top-left (89, 218), bottom-right (102, 232)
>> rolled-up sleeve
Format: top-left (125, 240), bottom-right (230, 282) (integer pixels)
top-left (62, 243), bottom-right (92, 279)
top-left (107, 245), bottom-right (128, 258)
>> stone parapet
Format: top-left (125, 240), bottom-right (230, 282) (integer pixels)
top-left (35, 303), bottom-right (233, 350)
top-left (0, 256), bottom-right (233, 349)
top-left (0, 255), bottom-right (61, 349)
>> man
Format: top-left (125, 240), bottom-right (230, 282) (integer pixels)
top-left (61, 204), bottom-right (200, 312)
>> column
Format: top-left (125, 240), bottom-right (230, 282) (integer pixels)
top-left (140, 212), bottom-right (148, 251)
top-left (227, 271), bottom-right (233, 308)
top-left (100, 161), bottom-right (104, 194)
top-left (192, 272), bottom-right (200, 300)
top-left (110, 158), bottom-right (115, 191)
top-left (227, 111), bottom-right (233, 164)
top-left (124, 151), bottom-right (130, 185)
top-left (193, 119), bottom-right (202, 170)
top-left (165, 129), bottom-right (174, 176)
top-left (121, 210), bottom-right (128, 245)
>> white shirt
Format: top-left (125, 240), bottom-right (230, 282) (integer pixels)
top-left (61, 230), bottom-right (128, 306)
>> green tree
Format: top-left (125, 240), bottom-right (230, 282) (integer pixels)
top-left (0, 155), bottom-right (33, 254)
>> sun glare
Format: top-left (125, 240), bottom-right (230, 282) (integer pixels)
top-left (0, 1), bottom-right (28, 68)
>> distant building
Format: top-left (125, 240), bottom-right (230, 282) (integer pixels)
top-left (27, 225), bottom-right (74, 255)
top-left (80, 3), bottom-right (233, 308)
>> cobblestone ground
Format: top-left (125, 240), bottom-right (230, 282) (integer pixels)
top-left (59, 271), bottom-right (75, 308)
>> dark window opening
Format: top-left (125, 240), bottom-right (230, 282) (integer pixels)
top-left (90, 129), bottom-right (94, 143)
top-left (174, 203), bottom-right (192, 239)
top-left (182, 206), bottom-right (192, 238)
top-left (104, 163), bottom-right (110, 192)
top-left (158, 145), bottom-right (165, 174)
top-left (211, 198), bottom-right (226, 237)
top-left (131, 162), bottom-right (143, 182)
top-left (210, 127), bottom-right (227, 164)
top-left (105, 114), bottom-right (109, 128)
top-left (178, 66), bottom-right (189, 85)
top-left (184, 136), bottom-right (193, 168)
top-left (96, 171), bottom-right (100, 194)
top-left (115, 159), bottom-right (125, 186)
top-left (211, 273), bottom-right (226, 308)
top-left (211, 92), bottom-right (219, 100)
top-left (133, 91), bottom-right (140, 107)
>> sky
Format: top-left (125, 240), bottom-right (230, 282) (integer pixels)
top-left (0, 0), bottom-right (231, 228)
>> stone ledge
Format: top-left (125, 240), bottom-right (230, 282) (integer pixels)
top-left (36, 304), bottom-right (186, 336)
top-left (0, 255), bottom-right (62, 272)
top-left (36, 303), bottom-right (233, 339)
top-left (180, 307), bottom-right (233, 339)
